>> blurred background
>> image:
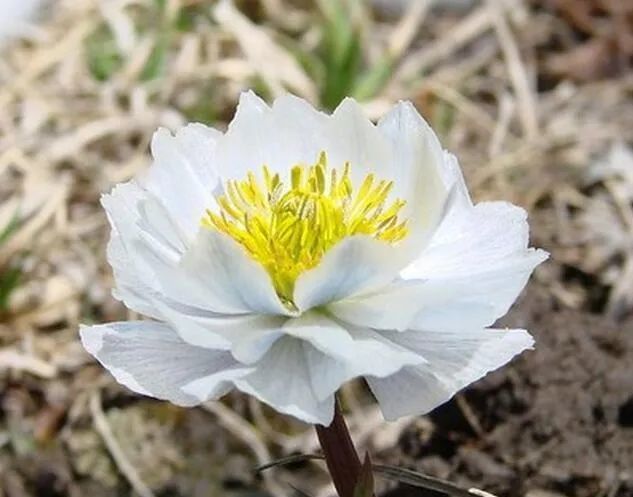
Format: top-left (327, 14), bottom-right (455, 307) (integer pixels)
top-left (0, 0), bottom-right (632, 496)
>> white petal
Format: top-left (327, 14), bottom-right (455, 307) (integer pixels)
top-left (181, 368), bottom-right (252, 402)
top-left (437, 151), bottom-right (472, 204)
top-left (281, 311), bottom-right (355, 358)
top-left (332, 164), bottom-right (547, 332)
top-left (142, 125), bottom-right (221, 238)
top-left (377, 101), bottom-right (449, 255)
top-left (405, 201), bottom-right (536, 277)
top-left (234, 338), bottom-right (335, 425)
top-left (103, 203), bottom-right (241, 316)
top-left (102, 183), bottom-right (233, 319)
top-left (367, 328), bottom-right (534, 420)
top-left (270, 93), bottom-right (332, 163)
top-left (224, 312), bottom-right (424, 402)
top-left (172, 123), bottom-right (223, 189)
top-left (103, 182), bottom-right (187, 264)
top-left (80, 321), bottom-right (248, 406)
top-left (399, 199), bottom-right (548, 328)
top-left (107, 233), bottom-right (163, 320)
top-left (180, 229), bottom-right (289, 315)
top-left (136, 194), bottom-right (188, 256)
top-left (304, 326), bottom-right (425, 401)
top-left (133, 237), bottom-right (245, 314)
top-left (213, 92), bottom-right (326, 181)
top-left (213, 91), bottom-right (271, 180)
top-left (153, 301), bottom-right (286, 364)
top-left (410, 255), bottom-right (546, 331)
top-left (328, 280), bottom-right (440, 331)
top-left (327, 98), bottom-right (393, 184)
top-left (215, 93), bottom-right (394, 184)
top-left (293, 236), bottom-right (401, 311)
top-left (123, 225), bottom-right (286, 316)
top-left (367, 368), bottom-right (451, 422)
top-left (101, 182), bottom-right (179, 319)
top-left (328, 256), bottom-right (543, 332)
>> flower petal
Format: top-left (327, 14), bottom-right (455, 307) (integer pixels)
top-left (216, 311), bottom-right (424, 402)
top-left (400, 199), bottom-right (548, 328)
top-left (107, 233), bottom-right (164, 320)
top-left (293, 236), bottom-right (401, 311)
top-left (136, 194), bottom-right (188, 257)
top-left (234, 337), bottom-right (335, 425)
top-left (326, 98), bottom-right (393, 184)
top-left (215, 93), bottom-right (395, 185)
top-left (327, 280), bottom-right (443, 331)
top-left (179, 229), bottom-right (290, 315)
top-left (281, 311), bottom-right (355, 358)
top-left (405, 201), bottom-right (537, 277)
top-left (124, 225), bottom-right (288, 316)
top-left (213, 92), bottom-right (328, 181)
top-left (80, 321), bottom-right (248, 406)
top-left (102, 188), bottom-right (250, 315)
top-left (377, 101), bottom-right (449, 255)
top-left (367, 328), bottom-right (534, 420)
top-left (330, 156), bottom-right (547, 332)
top-left (304, 325), bottom-right (426, 402)
top-left (152, 300), bottom-right (286, 364)
top-left (101, 182), bottom-right (181, 320)
top-left (142, 124), bottom-right (221, 238)
top-left (328, 253), bottom-right (543, 332)
top-left (409, 255), bottom-right (546, 332)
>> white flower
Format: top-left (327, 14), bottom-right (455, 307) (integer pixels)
top-left (80, 92), bottom-right (547, 425)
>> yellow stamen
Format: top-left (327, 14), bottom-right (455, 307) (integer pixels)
top-left (201, 152), bottom-right (409, 307)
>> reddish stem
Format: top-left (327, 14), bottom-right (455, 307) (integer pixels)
top-left (315, 400), bottom-right (363, 497)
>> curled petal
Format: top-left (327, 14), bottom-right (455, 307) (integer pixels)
top-left (367, 328), bottom-right (534, 420)
top-left (293, 236), bottom-right (401, 311)
top-left (304, 326), bottom-right (425, 402)
top-left (179, 230), bottom-right (290, 315)
top-left (329, 248), bottom-right (545, 333)
top-left (215, 93), bottom-right (397, 186)
top-left (153, 301), bottom-right (286, 364)
top-left (80, 321), bottom-right (249, 406)
top-left (107, 233), bottom-right (163, 320)
top-left (332, 193), bottom-right (548, 332)
top-left (327, 98), bottom-right (393, 184)
top-left (143, 124), bottom-right (221, 238)
top-left (234, 338), bottom-right (336, 425)
top-left (101, 182), bottom-right (182, 320)
top-left (377, 101), bottom-right (449, 255)
top-left (214, 92), bottom-right (328, 181)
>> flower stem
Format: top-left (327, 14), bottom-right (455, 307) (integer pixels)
top-left (315, 400), bottom-right (365, 497)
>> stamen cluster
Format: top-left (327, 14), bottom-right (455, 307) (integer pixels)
top-left (203, 152), bottom-right (408, 305)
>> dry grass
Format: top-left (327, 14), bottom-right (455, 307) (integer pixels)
top-left (0, 1), bottom-right (631, 496)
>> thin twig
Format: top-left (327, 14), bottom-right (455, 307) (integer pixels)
top-left (202, 401), bottom-right (286, 497)
top-left (89, 391), bottom-right (156, 497)
top-left (455, 394), bottom-right (485, 438)
top-left (396, 6), bottom-right (492, 81)
top-left (487, 0), bottom-right (539, 139)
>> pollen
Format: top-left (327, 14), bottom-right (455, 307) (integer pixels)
top-left (201, 152), bottom-right (408, 307)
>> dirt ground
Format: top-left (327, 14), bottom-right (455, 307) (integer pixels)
top-left (1, 1), bottom-right (632, 497)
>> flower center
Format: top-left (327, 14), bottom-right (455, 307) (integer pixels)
top-left (202, 152), bottom-right (408, 307)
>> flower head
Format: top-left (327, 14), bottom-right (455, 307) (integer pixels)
top-left (81, 92), bottom-right (547, 425)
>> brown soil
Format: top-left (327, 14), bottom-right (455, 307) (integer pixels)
top-left (382, 288), bottom-right (633, 497)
